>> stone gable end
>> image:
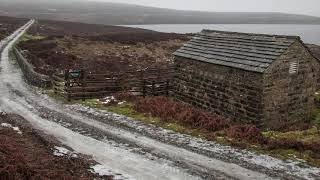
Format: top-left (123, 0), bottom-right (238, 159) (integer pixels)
top-left (262, 40), bottom-right (320, 127)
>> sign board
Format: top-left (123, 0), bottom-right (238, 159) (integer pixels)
top-left (69, 71), bottom-right (82, 78)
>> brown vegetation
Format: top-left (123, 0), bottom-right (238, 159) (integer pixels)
top-left (133, 96), bottom-right (320, 158)
top-left (0, 16), bottom-right (28, 40)
top-left (18, 20), bottom-right (189, 76)
top-left (225, 125), bottom-right (264, 144)
top-left (134, 96), bottom-right (231, 132)
top-left (28, 20), bottom-right (188, 44)
top-left (0, 113), bottom-right (112, 180)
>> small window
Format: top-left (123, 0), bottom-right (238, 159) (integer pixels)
top-left (289, 61), bottom-right (299, 74)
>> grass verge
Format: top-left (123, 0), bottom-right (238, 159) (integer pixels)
top-left (110, 102), bottom-right (320, 167)
top-left (20, 33), bottom-right (46, 42)
top-left (45, 91), bottom-right (320, 167)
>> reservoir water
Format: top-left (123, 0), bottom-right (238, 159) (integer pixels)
top-left (123, 24), bottom-right (320, 45)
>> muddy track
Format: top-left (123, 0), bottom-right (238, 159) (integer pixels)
top-left (0, 21), bottom-right (319, 180)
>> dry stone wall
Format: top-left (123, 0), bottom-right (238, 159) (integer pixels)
top-left (173, 57), bottom-right (264, 124)
top-left (13, 47), bottom-right (52, 88)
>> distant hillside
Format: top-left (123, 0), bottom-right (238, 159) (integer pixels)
top-left (1, 0), bottom-right (320, 25)
top-left (27, 19), bottom-right (156, 37)
top-left (308, 44), bottom-right (320, 60)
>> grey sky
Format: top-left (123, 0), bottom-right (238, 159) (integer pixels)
top-left (89, 0), bottom-right (320, 17)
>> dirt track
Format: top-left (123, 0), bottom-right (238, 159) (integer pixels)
top-left (0, 21), bottom-right (320, 180)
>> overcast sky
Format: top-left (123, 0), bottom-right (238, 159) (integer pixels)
top-left (89, 0), bottom-right (320, 17)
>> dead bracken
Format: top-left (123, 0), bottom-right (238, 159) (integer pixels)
top-left (18, 19), bottom-right (189, 76)
top-left (0, 113), bottom-right (112, 180)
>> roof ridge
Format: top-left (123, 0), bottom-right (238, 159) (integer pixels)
top-left (174, 29), bottom-right (301, 73)
top-left (201, 29), bottom-right (300, 40)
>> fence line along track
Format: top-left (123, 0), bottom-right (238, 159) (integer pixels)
top-left (53, 68), bottom-right (175, 101)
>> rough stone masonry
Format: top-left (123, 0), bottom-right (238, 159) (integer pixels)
top-left (173, 30), bottom-right (320, 127)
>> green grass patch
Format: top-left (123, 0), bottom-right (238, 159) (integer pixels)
top-left (312, 108), bottom-right (320, 127)
top-left (46, 89), bottom-right (104, 108)
top-left (43, 91), bottom-right (320, 167)
top-left (258, 128), bottom-right (320, 167)
top-left (263, 127), bottom-right (320, 144)
top-left (20, 33), bottom-right (46, 42)
top-left (312, 92), bottom-right (320, 127)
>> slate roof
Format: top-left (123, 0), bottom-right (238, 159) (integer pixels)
top-left (174, 30), bottom-right (300, 73)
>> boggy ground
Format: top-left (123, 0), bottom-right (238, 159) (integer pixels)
top-left (18, 19), bottom-right (189, 75)
top-left (0, 16), bottom-right (28, 40)
top-left (0, 113), bottom-right (112, 180)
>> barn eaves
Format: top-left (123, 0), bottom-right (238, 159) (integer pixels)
top-left (174, 30), bottom-right (300, 73)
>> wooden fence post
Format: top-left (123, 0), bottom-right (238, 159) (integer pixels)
top-left (166, 80), bottom-right (169, 97)
top-left (142, 79), bottom-right (146, 98)
top-left (53, 74), bottom-right (57, 95)
top-left (60, 67), bottom-right (174, 101)
top-left (81, 69), bottom-right (86, 101)
top-left (152, 80), bottom-right (155, 96)
top-left (65, 70), bottom-right (71, 102)
top-left (140, 70), bottom-right (146, 98)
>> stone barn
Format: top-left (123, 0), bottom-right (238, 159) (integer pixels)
top-left (173, 30), bottom-right (320, 127)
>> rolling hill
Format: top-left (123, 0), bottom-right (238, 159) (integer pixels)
top-left (1, 0), bottom-right (320, 25)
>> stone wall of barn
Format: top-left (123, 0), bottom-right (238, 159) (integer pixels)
top-left (173, 57), bottom-right (264, 124)
top-left (262, 41), bottom-right (320, 127)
